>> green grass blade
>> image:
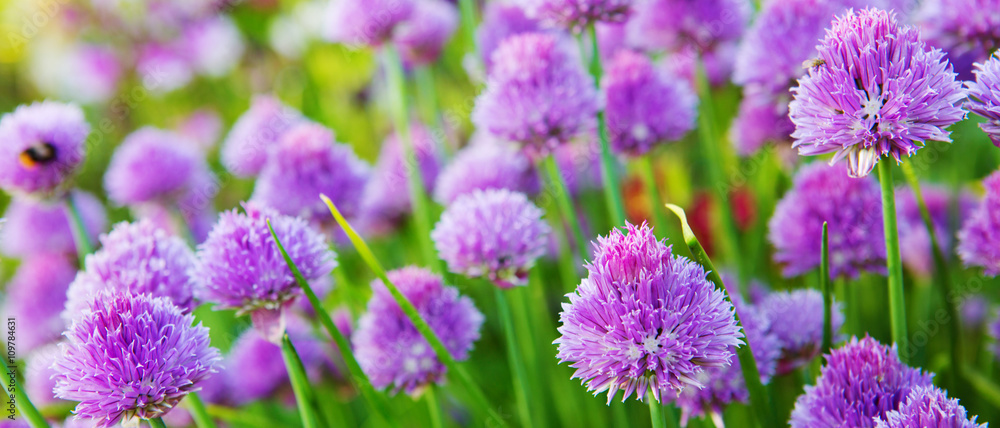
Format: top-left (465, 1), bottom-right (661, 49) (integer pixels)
top-left (322, 195), bottom-right (509, 427)
top-left (280, 334), bottom-right (321, 428)
top-left (185, 392), bottom-right (218, 428)
top-left (149, 417), bottom-right (167, 428)
top-left (821, 222), bottom-right (833, 355)
top-left (877, 161), bottom-right (909, 362)
top-left (665, 204), bottom-right (776, 428)
top-left (495, 288), bottom-right (534, 428)
top-left (65, 194), bottom-right (94, 266)
top-left (265, 220), bottom-right (397, 427)
top-left (542, 155), bottom-right (590, 260)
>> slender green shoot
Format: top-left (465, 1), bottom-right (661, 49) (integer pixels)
top-left (876, 161), bottom-right (908, 362)
top-left (495, 288), bottom-right (534, 428)
top-left (649, 397), bottom-right (665, 428)
top-left (587, 23), bottom-right (627, 226)
top-left (65, 194), bottom-right (94, 266)
top-left (185, 392), bottom-right (218, 428)
top-left (322, 195), bottom-right (508, 427)
top-left (266, 220), bottom-right (397, 427)
top-left (458, 0), bottom-right (479, 59)
top-left (425, 387), bottom-right (443, 428)
top-left (821, 222), bottom-right (833, 355)
top-left (542, 155), bottom-right (590, 259)
top-left (281, 334), bottom-right (322, 428)
top-left (149, 417), bottom-right (167, 428)
top-left (665, 204), bottom-right (776, 428)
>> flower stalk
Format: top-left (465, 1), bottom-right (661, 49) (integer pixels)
top-left (65, 193), bottom-right (94, 265)
top-left (877, 161), bottom-right (908, 362)
top-left (280, 334), bottom-right (322, 428)
top-left (821, 222), bottom-right (833, 355)
top-left (542, 155), bottom-right (589, 259)
top-left (496, 287), bottom-right (534, 428)
top-left (586, 23), bottom-right (626, 227)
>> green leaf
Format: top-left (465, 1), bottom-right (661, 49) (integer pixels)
top-left (280, 334), bottom-right (321, 428)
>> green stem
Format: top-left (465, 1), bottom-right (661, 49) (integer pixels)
top-left (899, 162), bottom-right (962, 380)
top-left (425, 387), bottom-right (443, 428)
top-left (383, 45), bottom-right (440, 272)
top-left (280, 334), bottom-right (322, 428)
top-left (877, 161), bottom-right (908, 362)
top-left (649, 397), bottom-right (665, 428)
top-left (820, 222), bottom-right (833, 355)
top-left (266, 221), bottom-right (397, 427)
top-left (457, 0), bottom-right (479, 58)
top-left (587, 23), bottom-right (627, 227)
top-left (13, 374), bottom-right (49, 428)
top-left (322, 196), bottom-right (508, 427)
top-left (185, 392), bottom-right (218, 428)
top-left (65, 193), bottom-right (94, 266)
top-left (542, 155), bottom-right (589, 259)
top-left (148, 417), bottom-right (167, 428)
top-left (693, 60), bottom-right (743, 283)
top-left (665, 204), bottom-right (776, 428)
top-left (496, 288), bottom-right (534, 428)
top-left (639, 156), bottom-right (669, 232)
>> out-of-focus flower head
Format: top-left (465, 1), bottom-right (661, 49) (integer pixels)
top-left (790, 336), bottom-right (934, 427)
top-left (966, 51), bottom-right (1000, 146)
top-left (393, 0), bottom-right (459, 67)
top-left (517, 0), bottom-right (633, 31)
top-left (360, 123), bottom-right (442, 234)
top-left (916, 0), bottom-right (1000, 80)
top-left (432, 189), bottom-right (551, 287)
top-left (788, 8), bottom-right (967, 177)
top-left (553, 138), bottom-right (606, 195)
top-left (25, 344), bottom-right (64, 407)
top-left (353, 266), bottom-right (484, 395)
top-left (221, 95), bottom-right (304, 177)
top-left (761, 289), bottom-right (845, 375)
top-left (2, 254), bottom-right (76, 353)
top-left (472, 32), bottom-right (598, 159)
top-left (323, 0), bottom-right (415, 47)
top-left (52, 292), bottom-right (221, 428)
top-left (269, 0), bottom-right (328, 59)
top-left (175, 109), bottom-right (223, 151)
top-left (896, 184), bottom-right (973, 276)
top-left (180, 16), bottom-right (245, 78)
top-left (874, 386), bottom-right (986, 428)
top-left (434, 136), bottom-right (539, 204)
top-left (63, 220), bottom-right (198, 322)
top-left (475, 2), bottom-right (542, 74)
top-left (602, 49), bottom-right (697, 156)
top-left (0, 190), bottom-right (106, 258)
top-left (0, 101), bottom-right (89, 195)
top-left (960, 295), bottom-right (990, 329)
top-left (104, 127), bottom-right (214, 206)
top-left (729, 86), bottom-right (796, 155)
top-left (768, 162), bottom-right (886, 279)
top-left (136, 42), bottom-right (194, 94)
top-left (626, 0), bottom-right (750, 54)
top-left (556, 222), bottom-right (743, 403)
top-left (28, 41), bottom-right (122, 105)
top-left (958, 170), bottom-right (1000, 276)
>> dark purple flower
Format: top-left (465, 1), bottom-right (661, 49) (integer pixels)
top-left (393, 0), bottom-right (459, 66)
top-left (360, 124), bottom-right (442, 234)
top-left (788, 8), bottom-right (967, 177)
top-left (472, 32), bottom-right (598, 158)
top-left (52, 292), bottom-right (221, 428)
top-left (958, 171), bottom-right (1000, 276)
top-left (63, 220), bottom-right (198, 322)
top-left (874, 386), bottom-right (986, 428)
top-left (431, 189), bottom-right (551, 287)
top-left (0, 101), bottom-right (89, 195)
top-left (789, 336), bottom-right (934, 428)
top-left (0, 190), bottom-right (106, 258)
top-left (603, 49), bottom-right (697, 156)
top-left (760, 289), bottom-right (845, 375)
top-left (433, 137), bottom-right (539, 204)
top-left (251, 122), bottom-right (371, 226)
top-left (768, 162), bottom-right (886, 279)
top-left (966, 51), bottom-right (1000, 146)
top-left (2, 254), bottom-right (76, 352)
top-left (916, 0), bottom-right (999, 80)
top-left (323, 0), bottom-right (414, 47)
top-left (517, 0), bottom-right (633, 31)
top-left (353, 266), bottom-right (484, 395)
top-left (221, 95), bottom-right (304, 177)
top-left (104, 127), bottom-right (215, 206)
top-left (556, 222), bottom-right (743, 403)
top-left (475, 3), bottom-right (542, 74)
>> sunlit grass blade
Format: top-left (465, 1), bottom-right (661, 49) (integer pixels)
top-left (65, 193), bottom-right (94, 266)
top-left (876, 161), bottom-right (908, 362)
top-left (495, 288), bottom-right (534, 428)
top-left (586, 23), bottom-right (626, 227)
top-left (425, 386), bottom-right (443, 428)
top-left (322, 194), bottom-right (509, 427)
top-left (280, 333), bottom-right (322, 428)
top-left (185, 392), bottom-right (217, 428)
top-left (265, 220), bottom-right (397, 427)
top-left (149, 417), bottom-right (167, 428)
top-left (664, 204), bottom-right (776, 428)
top-left (821, 222), bottom-right (833, 355)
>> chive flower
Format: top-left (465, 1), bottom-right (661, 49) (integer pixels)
top-left (323, 0), bottom-right (414, 47)
top-left (916, 0), bottom-right (1000, 79)
top-left (476, 3), bottom-right (542, 74)
top-left (0, 190), bottom-right (106, 258)
top-left (393, 0), bottom-right (459, 66)
top-left (760, 289), bottom-right (845, 375)
top-left (966, 51), bottom-right (1000, 146)
top-left (220, 95), bottom-right (304, 177)
top-left (104, 127), bottom-right (213, 206)
top-left (958, 170), bottom-right (1000, 276)
top-left (433, 137), bottom-right (539, 205)
top-left (874, 386), bottom-right (986, 428)
top-left (0, 101), bottom-right (89, 195)
top-left (517, 0), bottom-right (633, 31)
top-left (1, 254), bottom-right (76, 352)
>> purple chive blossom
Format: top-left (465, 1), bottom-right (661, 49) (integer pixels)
top-left (625, 0), bottom-right (750, 54)
top-left (760, 289), bottom-right (845, 375)
top-left (25, 344), bottom-right (63, 407)
top-left (135, 43), bottom-right (193, 94)
top-left (52, 292), bottom-right (221, 428)
top-left (104, 127), bottom-right (214, 206)
top-left (556, 222), bottom-right (743, 403)
top-left (967, 51), bottom-right (1000, 146)
top-left (176, 109), bottom-right (223, 152)
top-left (225, 317), bottom-right (335, 405)
top-left (553, 138), bottom-right (606, 195)
top-left (251, 122), bottom-right (371, 226)
top-left (958, 171), bottom-right (1000, 276)
top-left (916, 0), bottom-right (1000, 80)
top-left (323, 0), bottom-right (414, 47)
top-left (517, 0), bottom-right (633, 31)
top-left (875, 386), bottom-right (986, 428)
top-left (472, 32), bottom-right (598, 158)
top-left (768, 162), bottom-right (886, 279)
top-left (192, 203), bottom-right (335, 314)
top-left (789, 336), bottom-right (934, 428)
top-left (353, 267), bottom-right (484, 395)
top-left (0, 101), bottom-right (89, 195)
top-left (0, 190), bottom-right (106, 258)
top-left (729, 86), bottom-right (796, 155)
top-left (180, 16), bottom-right (246, 78)
top-left (1, 254), bottom-right (76, 352)
top-left (360, 124), bottom-right (442, 233)
top-left (788, 8), bottom-right (967, 178)
top-left (221, 95), bottom-right (304, 177)
top-left (602, 49), bottom-right (697, 156)
top-left (63, 220), bottom-right (198, 322)
top-left (896, 184), bottom-right (971, 276)
top-left (431, 189), bottom-right (551, 287)
top-left (433, 137), bottom-right (539, 204)
top-left (393, 0), bottom-right (459, 67)
top-left (671, 298), bottom-right (780, 423)
top-left (475, 3), bottom-right (542, 74)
